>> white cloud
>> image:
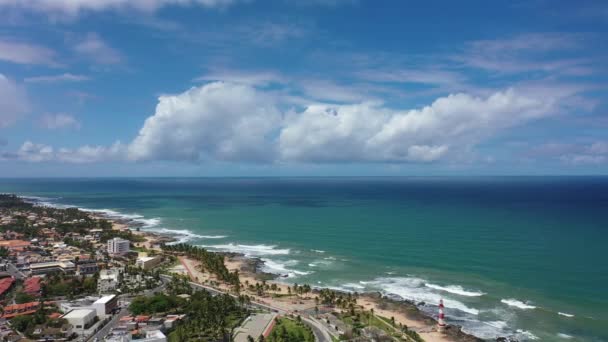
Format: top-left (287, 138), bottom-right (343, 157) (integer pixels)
top-left (127, 82), bottom-right (281, 162)
top-left (15, 141), bottom-right (54, 162)
top-left (73, 33), bottom-right (123, 64)
top-left (457, 33), bottom-right (591, 75)
top-left (38, 113), bottom-right (81, 130)
top-left (0, 38), bottom-right (57, 66)
top-left (56, 142), bottom-right (126, 163)
top-left (195, 69), bottom-right (286, 86)
top-left (7, 141), bottom-right (126, 163)
top-left (560, 154), bottom-right (606, 165)
top-left (0, 74), bottom-right (29, 128)
top-left (530, 140), bottom-right (608, 166)
top-left (280, 88), bottom-right (557, 162)
top-left (25, 73), bottom-right (90, 83)
top-left (6, 82), bottom-right (573, 164)
top-left (0, 0), bottom-right (239, 17)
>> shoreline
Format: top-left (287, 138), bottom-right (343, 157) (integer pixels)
top-left (24, 196), bottom-right (484, 342)
top-left (105, 216), bottom-right (481, 341)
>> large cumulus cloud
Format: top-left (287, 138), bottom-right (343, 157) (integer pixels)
top-left (127, 82), bottom-right (281, 162)
top-left (8, 81), bottom-right (566, 165)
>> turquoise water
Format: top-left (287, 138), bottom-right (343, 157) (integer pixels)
top-left (1, 177), bottom-right (606, 341)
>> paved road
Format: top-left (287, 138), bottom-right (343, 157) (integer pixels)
top-left (6, 263), bottom-right (25, 280)
top-left (302, 316), bottom-right (334, 342)
top-left (86, 306), bottom-right (129, 342)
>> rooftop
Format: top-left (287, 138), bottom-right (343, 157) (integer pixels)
top-left (94, 294), bottom-right (116, 304)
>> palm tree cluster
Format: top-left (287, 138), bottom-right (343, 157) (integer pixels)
top-left (161, 244), bottom-right (240, 290)
top-left (169, 290), bottom-right (248, 342)
top-left (291, 283), bottom-right (312, 297)
top-left (317, 288), bottom-right (358, 310)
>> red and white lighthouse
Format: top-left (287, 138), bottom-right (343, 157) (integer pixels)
top-left (438, 299), bottom-right (446, 330)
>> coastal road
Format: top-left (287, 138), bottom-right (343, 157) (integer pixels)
top-left (302, 316), bottom-right (334, 342)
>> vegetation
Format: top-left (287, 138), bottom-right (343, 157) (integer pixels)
top-left (161, 243), bottom-right (240, 291)
top-left (266, 317), bottom-right (315, 342)
top-left (130, 293), bottom-right (185, 315)
top-left (318, 288), bottom-right (358, 310)
top-left (10, 306), bottom-right (68, 338)
top-left (167, 290), bottom-right (248, 342)
top-left (15, 291), bottom-right (37, 304)
top-left (41, 273), bottom-right (98, 298)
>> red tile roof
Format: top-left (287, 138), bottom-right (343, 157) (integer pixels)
top-left (0, 277), bottom-right (15, 296)
top-left (23, 276), bottom-right (41, 295)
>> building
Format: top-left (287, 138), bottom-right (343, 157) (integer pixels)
top-left (0, 277), bottom-right (15, 297)
top-left (76, 261), bottom-right (99, 275)
top-left (93, 294), bottom-right (118, 317)
top-left (140, 330), bottom-right (167, 342)
top-left (0, 240), bottom-right (31, 251)
top-left (62, 309), bottom-right (97, 334)
top-left (107, 238), bottom-right (130, 255)
top-left (23, 276), bottom-right (41, 297)
top-left (29, 261), bottom-right (75, 275)
top-left (136, 255), bottom-right (162, 270)
top-left (97, 268), bottom-right (120, 294)
top-left (1, 301), bottom-right (55, 319)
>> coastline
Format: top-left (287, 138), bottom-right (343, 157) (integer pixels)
top-left (104, 214), bottom-right (480, 342)
top-left (22, 195), bottom-right (486, 341)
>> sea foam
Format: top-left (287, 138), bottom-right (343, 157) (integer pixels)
top-left (204, 243), bottom-right (290, 256)
top-left (558, 312), bottom-right (574, 318)
top-left (425, 283), bottom-right (485, 297)
top-left (261, 259), bottom-right (311, 278)
top-left (366, 277), bottom-right (480, 315)
top-left (501, 299), bottom-right (537, 310)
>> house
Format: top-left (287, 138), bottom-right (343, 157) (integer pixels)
top-left (136, 255), bottom-right (162, 270)
top-left (23, 276), bottom-right (41, 297)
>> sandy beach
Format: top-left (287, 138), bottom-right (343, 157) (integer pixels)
top-left (105, 216), bottom-right (475, 342)
top-left (178, 252), bottom-right (466, 342)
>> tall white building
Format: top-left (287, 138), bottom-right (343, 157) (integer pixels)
top-left (107, 237), bottom-right (130, 255)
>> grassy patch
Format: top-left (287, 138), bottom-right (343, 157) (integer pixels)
top-left (267, 317), bottom-right (315, 342)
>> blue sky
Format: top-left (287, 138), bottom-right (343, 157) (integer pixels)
top-left (0, 0), bottom-right (607, 176)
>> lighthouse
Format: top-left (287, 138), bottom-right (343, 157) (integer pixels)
top-left (438, 299), bottom-right (446, 330)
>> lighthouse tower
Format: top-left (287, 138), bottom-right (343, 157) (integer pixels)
top-left (438, 299), bottom-right (446, 330)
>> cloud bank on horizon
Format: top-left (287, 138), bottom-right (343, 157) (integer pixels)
top-left (0, 0), bottom-right (606, 176)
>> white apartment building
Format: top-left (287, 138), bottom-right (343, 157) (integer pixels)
top-left (107, 238), bottom-right (130, 255)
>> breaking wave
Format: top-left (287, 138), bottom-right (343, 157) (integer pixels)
top-left (203, 243), bottom-right (290, 256)
top-left (501, 299), bottom-right (537, 310)
top-left (261, 259), bottom-right (312, 278)
top-left (424, 283), bottom-right (485, 297)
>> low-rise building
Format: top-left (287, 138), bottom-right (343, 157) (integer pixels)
top-left (62, 309), bottom-right (97, 334)
top-left (93, 294), bottom-right (118, 317)
top-left (23, 276), bottom-right (41, 297)
top-left (136, 255), bottom-right (162, 270)
top-left (29, 260), bottom-right (75, 275)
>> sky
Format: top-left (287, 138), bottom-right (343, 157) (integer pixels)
top-left (0, 0), bottom-right (607, 177)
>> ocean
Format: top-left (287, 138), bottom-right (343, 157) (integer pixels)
top-left (0, 177), bottom-right (606, 341)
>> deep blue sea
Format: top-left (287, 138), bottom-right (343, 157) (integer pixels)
top-left (1, 177), bottom-right (606, 341)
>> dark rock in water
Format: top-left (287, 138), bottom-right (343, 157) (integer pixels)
top-left (496, 338), bottom-right (519, 342)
